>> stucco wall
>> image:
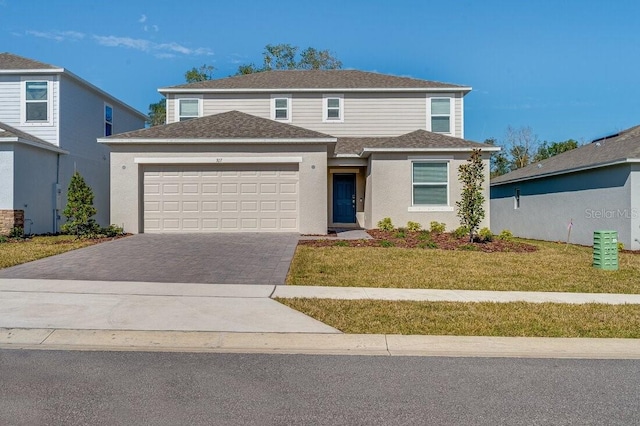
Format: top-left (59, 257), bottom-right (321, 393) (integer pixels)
top-left (0, 147), bottom-right (14, 209)
top-left (109, 143), bottom-right (328, 235)
top-left (490, 164), bottom-right (636, 249)
top-left (364, 151), bottom-right (491, 231)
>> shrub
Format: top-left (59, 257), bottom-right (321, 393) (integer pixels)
top-left (429, 221), bottom-right (446, 234)
top-left (395, 228), bottom-right (407, 239)
top-left (100, 224), bottom-right (125, 238)
top-left (417, 231), bottom-right (432, 241)
top-left (453, 226), bottom-right (470, 239)
top-left (618, 242), bottom-right (625, 252)
top-left (380, 240), bottom-right (395, 248)
top-left (497, 230), bottom-right (514, 241)
top-left (61, 171), bottom-right (100, 238)
top-left (406, 221), bottom-right (422, 232)
top-left (0, 235), bottom-right (7, 243)
top-left (334, 240), bottom-right (349, 247)
top-left (478, 227), bottom-right (493, 242)
top-left (377, 217), bottom-right (394, 231)
top-left (458, 244), bottom-right (479, 251)
top-left (8, 227), bottom-right (24, 239)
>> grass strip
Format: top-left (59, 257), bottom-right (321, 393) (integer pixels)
top-left (286, 240), bottom-right (640, 293)
top-left (277, 298), bottom-right (640, 338)
top-left (0, 236), bottom-right (98, 269)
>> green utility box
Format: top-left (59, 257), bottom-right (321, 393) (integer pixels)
top-left (593, 230), bottom-right (619, 270)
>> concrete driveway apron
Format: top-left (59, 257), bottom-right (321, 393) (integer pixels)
top-left (0, 233), bottom-right (299, 285)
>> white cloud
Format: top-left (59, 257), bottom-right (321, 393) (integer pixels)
top-left (138, 14), bottom-right (147, 23)
top-left (93, 35), bottom-right (151, 51)
top-left (26, 30), bottom-right (85, 42)
top-left (155, 53), bottom-right (175, 59)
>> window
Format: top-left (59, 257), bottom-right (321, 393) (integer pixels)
top-left (25, 81), bottom-right (49, 122)
top-left (323, 94), bottom-right (343, 122)
top-left (412, 162), bottom-right (448, 205)
top-left (431, 98), bottom-right (450, 133)
top-left (271, 94), bottom-right (291, 121)
top-left (178, 99), bottom-right (200, 121)
top-left (105, 104), bottom-right (113, 136)
top-left (514, 188), bottom-right (521, 209)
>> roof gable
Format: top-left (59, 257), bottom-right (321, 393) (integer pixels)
top-left (105, 110), bottom-right (335, 141)
top-left (0, 53), bottom-right (60, 70)
top-left (0, 121), bottom-right (67, 153)
top-left (491, 125), bottom-right (640, 185)
top-left (162, 70), bottom-right (469, 92)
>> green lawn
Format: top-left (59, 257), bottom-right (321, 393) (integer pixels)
top-left (0, 235), bottom-right (100, 269)
top-left (286, 240), bottom-right (640, 293)
top-left (277, 298), bottom-right (640, 338)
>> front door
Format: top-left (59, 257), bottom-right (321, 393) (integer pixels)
top-left (332, 174), bottom-right (356, 224)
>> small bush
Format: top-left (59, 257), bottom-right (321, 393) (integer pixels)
top-left (453, 226), bottom-right (470, 239)
top-left (618, 242), bottom-right (625, 252)
top-left (334, 240), bottom-right (349, 247)
top-left (429, 221), bottom-right (446, 234)
top-left (8, 227), bottom-right (24, 239)
top-left (395, 228), bottom-right (407, 239)
top-left (497, 229), bottom-right (514, 241)
top-left (380, 240), bottom-right (395, 248)
top-left (406, 221), bottom-right (422, 232)
top-left (419, 241), bottom-right (438, 249)
top-left (100, 224), bottom-right (125, 238)
top-left (458, 244), bottom-right (479, 251)
top-left (377, 217), bottom-right (394, 231)
top-left (0, 235), bottom-right (8, 243)
top-left (478, 227), bottom-right (493, 242)
top-left (417, 231), bottom-right (432, 241)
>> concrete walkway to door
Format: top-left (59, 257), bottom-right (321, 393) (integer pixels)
top-left (0, 234), bottom-right (299, 285)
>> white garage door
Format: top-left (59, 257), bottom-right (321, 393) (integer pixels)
top-left (143, 164), bottom-right (299, 232)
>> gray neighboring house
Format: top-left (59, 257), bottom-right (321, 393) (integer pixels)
top-left (491, 125), bottom-right (640, 250)
top-left (0, 53), bottom-right (147, 235)
top-left (101, 70), bottom-right (498, 235)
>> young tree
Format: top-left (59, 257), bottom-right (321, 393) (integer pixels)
top-left (62, 171), bottom-right (99, 237)
top-left (456, 149), bottom-right (486, 242)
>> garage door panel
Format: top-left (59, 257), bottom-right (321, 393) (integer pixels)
top-left (144, 164), bottom-right (299, 232)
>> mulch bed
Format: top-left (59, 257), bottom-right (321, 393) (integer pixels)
top-left (298, 230), bottom-right (538, 253)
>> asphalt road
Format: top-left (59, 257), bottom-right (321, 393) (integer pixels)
top-left (1, 350), bottom-right (639, 425)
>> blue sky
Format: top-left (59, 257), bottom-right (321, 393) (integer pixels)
top-left (2, 0), bottom-right (639, 144)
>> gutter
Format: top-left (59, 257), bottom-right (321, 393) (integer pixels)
top-left (159, 87), bottom-right (473, 94)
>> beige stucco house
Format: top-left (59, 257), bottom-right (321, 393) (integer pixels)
top-left (101, 70), bottom-right (497, 234)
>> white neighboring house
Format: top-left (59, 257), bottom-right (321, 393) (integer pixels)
top-left (101, 70), bottom-right (498, 235)
top-left (0, 53), bottom-right (146, 235)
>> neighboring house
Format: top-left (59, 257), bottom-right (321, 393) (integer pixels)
top-left (101, 70), bottom-right (498, 234)
top-left (0, 53), bottom-right (146, 235)
top-left (491, 125), bottom-right (640, 250)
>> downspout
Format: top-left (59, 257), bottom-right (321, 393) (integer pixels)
top-left (54, 153), bottom-right (60, 233)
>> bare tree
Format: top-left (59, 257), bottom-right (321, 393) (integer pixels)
top-left (504, 126), bottom-right (538, 171)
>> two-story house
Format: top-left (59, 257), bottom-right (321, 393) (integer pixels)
top-left (0, 53), bottom-right (147, 235)
top-left (101, 70), bottom-right (497, 234)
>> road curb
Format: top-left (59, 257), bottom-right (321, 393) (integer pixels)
top-left (2, 328), bottom-right (640, 359)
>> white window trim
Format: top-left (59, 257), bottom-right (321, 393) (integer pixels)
top-left (426, 95), bottom-right (453, 135)
top-left (175, 97), bottom-right (203, 122)
top-left (410, 160), bottom-right (450, 209)
top-left (270, 94), bottom-right (292, 122)
top-left (21, 78), bottom-right (53, 126)
top-left (322, 94), bottom-right (344, 123)
top-left (104, 102), bottom-right (113, 137)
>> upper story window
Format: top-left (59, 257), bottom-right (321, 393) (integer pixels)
top-left (104, 104), bottom-right (113, 136)
top-left (271, 94), bottom-right (291, 122)
top-left (323, 94), bottom-right (343, 122)
top-left (178, 99), bottom-right (200, 121)
top-left (25, 81), bottom-right (49, 122)
top-left (412, 162), bottom-right (449, 206)
top-left (430, 98), bottom-right (451, 134)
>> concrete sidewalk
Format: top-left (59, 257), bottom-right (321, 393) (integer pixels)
top-left (2, 278), bottom-right (640, 359)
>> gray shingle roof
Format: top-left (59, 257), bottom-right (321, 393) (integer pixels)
top-left (163, 70), bottom-right (468, 91)
top-left (337, 130), bottom-right (488, 155)
top-left (107, 110), bottom-right (334, 140)
top-left (0, 53), bottom-right (59, 70)
top-left (491, 125), bottom-right (640, 185)
top-left (0, 122), bottom-right (54, 145)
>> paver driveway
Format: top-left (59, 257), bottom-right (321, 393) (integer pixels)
top-left (0, 234), bottom-right (299, 284)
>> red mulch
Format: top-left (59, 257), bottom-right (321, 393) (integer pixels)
top-left (299, 230), bottom-right (538, 253)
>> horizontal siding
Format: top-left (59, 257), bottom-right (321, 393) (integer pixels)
top-left (454, 93), bottom-right (462, 138)
top-left (0, 75), bottom-right (59, 145)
